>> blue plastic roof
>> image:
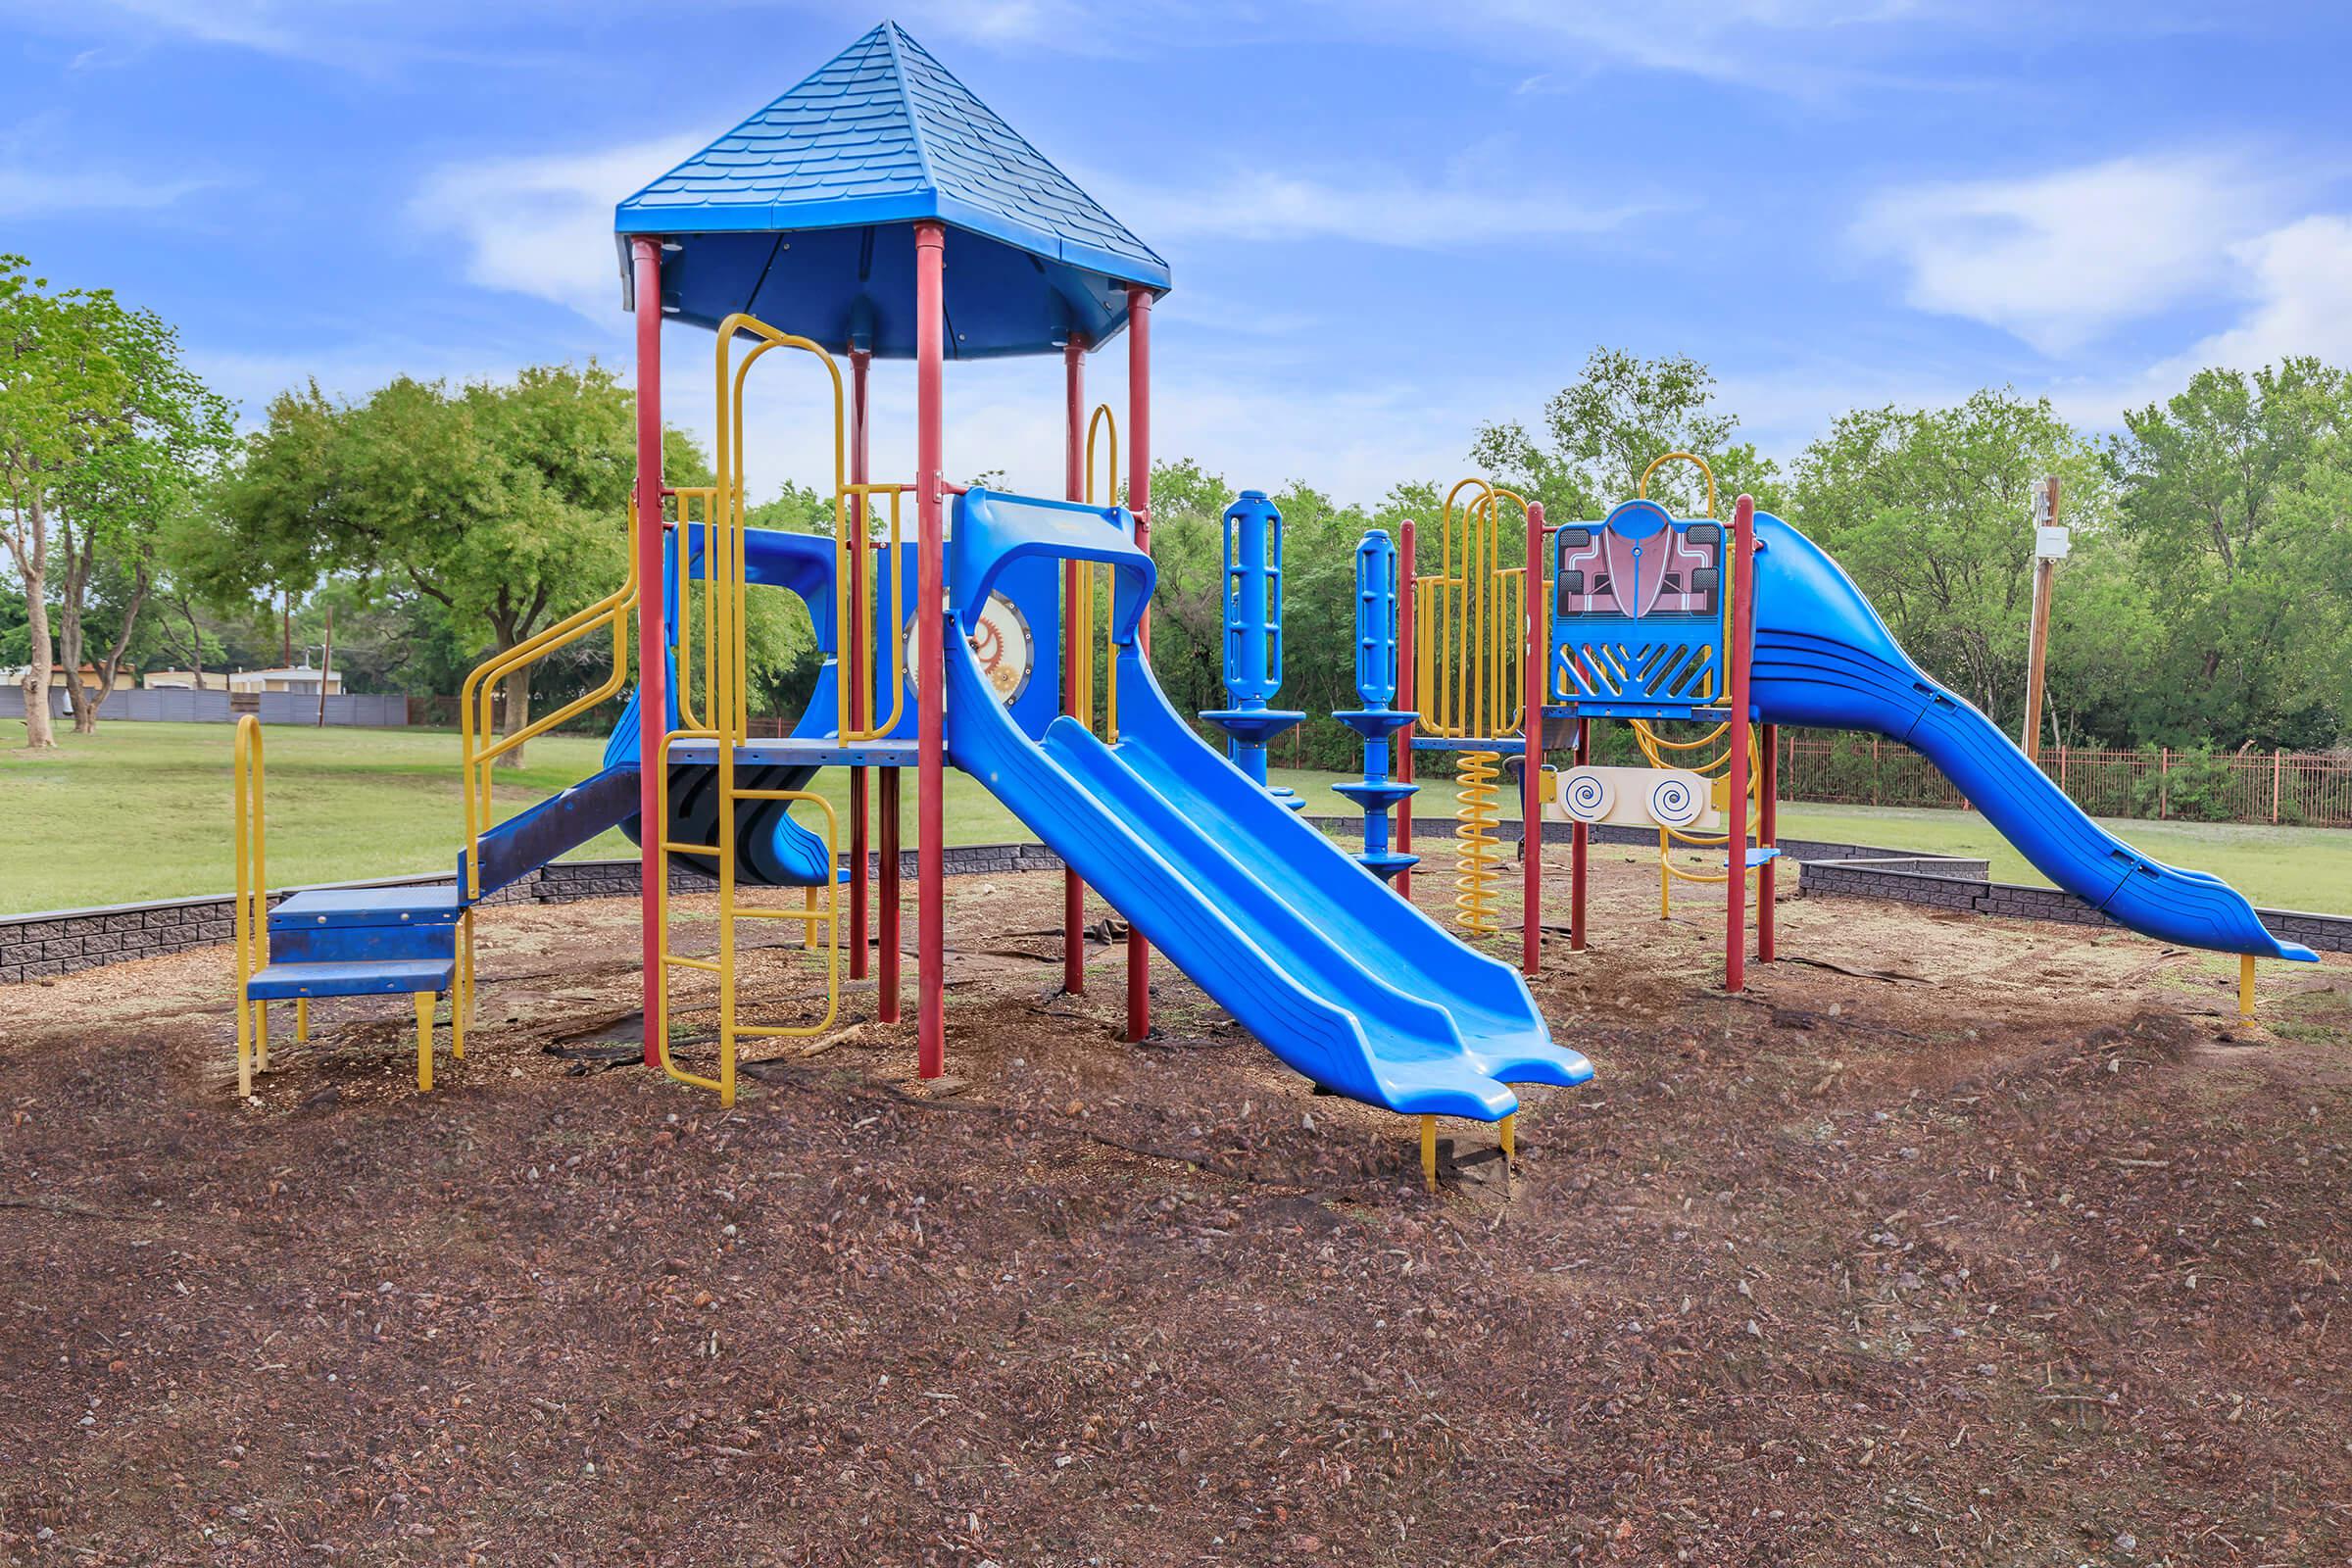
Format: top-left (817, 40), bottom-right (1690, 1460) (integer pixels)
top-left (613, 22), bottom-right (1169, 359)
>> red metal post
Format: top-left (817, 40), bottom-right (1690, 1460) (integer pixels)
top-left (914, 220), bottom-right (947, 1077)
top-left (1124, 286), bottom-right (1152, 1043)
top-left (1724, 495), bottom-right (1758, 993)
top-left (1396, 517), bottom-right (1416, 903)
top-left (630, 237), bottom-right (666, 1069)
top-left (878, 769), bottom-right (901, 1022)
top-left (1570, 717), bottom-right (1589, 951)
top-left (1061, 336), bottom-right (1088, 996)
top-left (848, 347), bottom-right (871, 983)
top-left (1759, 721), bottom-right (1778, 964)
top-left (1521, 502), bottom-right (1545, 978)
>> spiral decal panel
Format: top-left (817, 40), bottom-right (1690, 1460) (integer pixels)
top-left (1646, 772), bottom-right (1704, 828)
top-left (1543, 764), bottom-right (1719, 831)
top-left (1557, 767), bottom-right (1614, 824)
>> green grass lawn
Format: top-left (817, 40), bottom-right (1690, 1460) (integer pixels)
top-left (1774, 803), bottom-right (2352, 914)
top-left (0, 719), bottom-right (1365, 914)
top-left (7, 719), bottom-right (2347, 916)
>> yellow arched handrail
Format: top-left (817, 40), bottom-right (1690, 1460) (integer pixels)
top-left (460, 499), bottom-right (638, 900)
top-left (1084, 403), bottom-right (1118, 738)
top-left (1638, 450), bottom-right (1717, 518)
top-left (652, 313), bottom-right (847, 1109)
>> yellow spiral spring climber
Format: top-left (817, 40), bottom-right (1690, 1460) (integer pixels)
top-left (1453, 749), bottom-right (1503, 934)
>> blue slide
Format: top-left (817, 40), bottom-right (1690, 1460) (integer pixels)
top-left (1746, 512), bottom-right (2315, 963)
top-left (943, 490), bottom-right (1592, 1120)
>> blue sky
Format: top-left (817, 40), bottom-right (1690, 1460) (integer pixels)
top-left (7, 1), bottom-right (2352, 506)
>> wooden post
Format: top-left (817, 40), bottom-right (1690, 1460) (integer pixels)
top-left (2273, 750), bottom-right (2283, 824)
top-left (2021, 475), bottom-right (2061, 765)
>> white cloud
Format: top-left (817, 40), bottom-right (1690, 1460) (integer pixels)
top-left (2178, 215), bottom-right (2352, 372)
top-left (0, 168), bottom-right (212, 217)
top-left (1091, 165), bottom-right (1662, 250)
top-left (413, 136), bottom-right (699, 321)
top-left (1853, 154), bottom-right (2282, 354)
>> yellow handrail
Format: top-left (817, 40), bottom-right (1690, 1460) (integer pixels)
top-left (839, 482), bottom-right (908, 740)
top-left (1085, 403), bottom-right (1118, 738)
top-left (460, 499), bottom-right (638, 900)
top-left (232, 714), bottom-right (267, 1097)
top-left (651, 312), bottom-right (846, 1106)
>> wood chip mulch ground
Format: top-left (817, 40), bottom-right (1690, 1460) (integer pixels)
top-left (2, 843), bottom-right (2348, 1566)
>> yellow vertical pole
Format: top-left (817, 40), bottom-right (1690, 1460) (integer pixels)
top-left (256, 1001), bottom-right (270, 1072)
top-left (1499, 1111), bottom-right (1516, 1169)
top-left (1658, 830), bottom-right (1671, 918)
top-left (295, 998), bottom-right (309, 1043)
top-left (1420, 1115), bottom-right (1438, 1194)
top-left (416, 993), bottom-right (433, 1093)
top-left (2239, 955), bottom-right (2256, 1025)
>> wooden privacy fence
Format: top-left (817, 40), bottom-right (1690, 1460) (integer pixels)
top-left (1777, 732), bottom-right (2352, 827)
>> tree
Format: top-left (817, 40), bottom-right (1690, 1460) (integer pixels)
top-left (211, 365), bottom-right (702, 766)
top-left (2107, 360), bottom-right (2352, 748)
top-left (0, 257), bottom-right (130, 749)
top-left (1470, 347), bottom-right (1786, 522)
top-left (48, 298), bottom-right (232, 732)
top-left (1791, 389), bottom-right (2114, 732)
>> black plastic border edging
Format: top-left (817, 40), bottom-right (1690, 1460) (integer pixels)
top-left (4, 824), bottom-right (2345, 984)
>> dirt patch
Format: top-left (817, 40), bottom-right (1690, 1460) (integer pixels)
top-left (2, 842), bottom-right (2348, 1565)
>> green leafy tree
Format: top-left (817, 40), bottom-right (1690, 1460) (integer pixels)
top-left (1792, 389), bottom-right (2114, 732)
top-left (0, 257), bottom-right (130, 749)
top-left (209, 365), bottom-right (702, 765)
top-left (49, 297), bottom-right (233, 732)
top-left (1470, 347), bottom-right (1786, 521)
top-left (2107, 360), bottom-right (2352, 748)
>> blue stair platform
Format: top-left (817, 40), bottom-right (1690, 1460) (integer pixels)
top-left (253, 886), bottom-right (470, 1091)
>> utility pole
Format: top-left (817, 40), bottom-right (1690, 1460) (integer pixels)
top-left (317, 605), bottom-right (333, 727)
top-left (2020, 475), bottom-right (2066, 764)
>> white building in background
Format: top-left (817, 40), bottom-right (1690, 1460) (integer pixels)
top-left (222, 662), bottom-right (343, 696)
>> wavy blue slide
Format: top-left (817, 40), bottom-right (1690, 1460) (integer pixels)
top-left (944, 490), bottom-right (1591, 1120)
top-left (1746, 512), bottom-right (2315, 963)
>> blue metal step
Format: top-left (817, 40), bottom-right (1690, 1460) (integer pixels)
top-left (245, 958), bottom-right (456, 1001)
top-left (269, 921), bottom-right (455, 965)
top-left (270, 886), bottom-right (465, 929)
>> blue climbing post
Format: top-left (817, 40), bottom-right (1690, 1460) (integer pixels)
top-left (1200, 490), bottom-right (1305, 796)
top-left (1333, 529), bottom-right (1419, 882)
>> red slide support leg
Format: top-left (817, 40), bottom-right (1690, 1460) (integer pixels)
top-left (629, 236), bottom-right (665, 1070)
top-left (1570, 717), bottom-right (1589, 952)
top-left (1123, 286), bottom-right (1153, 1044)
top-left (1521, 502), bottom-right (1546, 979)
top-left (848, 348), bottom-right (871, 983)
top-left (1396, 517), bottom-right (1416, 905)
top-left (914, 221), bottom-right (947, 1078)
top-left (878, 769), bottom-right (901, 1024)
top-left (1759, 722), bottom-right (1778, 964)
top-left (1061, 337), bottom-right (1088, 997)
top-left (1724, 496), bottom-right (1758, 993)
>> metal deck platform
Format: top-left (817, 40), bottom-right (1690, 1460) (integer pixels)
top-left (664, 737), bottom-right (921, 769)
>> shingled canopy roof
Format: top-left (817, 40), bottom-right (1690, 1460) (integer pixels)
top-left (614, 22), bottom-right (1169, 358)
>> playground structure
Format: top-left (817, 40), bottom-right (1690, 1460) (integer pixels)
top-left (228, 20), bottom-right (2309, 1168)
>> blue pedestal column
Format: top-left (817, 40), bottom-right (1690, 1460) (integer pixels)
top-left (1200, 490), bottom-right (1305, 804)
top-left (1332, 528), bottom-right (1418, 881)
